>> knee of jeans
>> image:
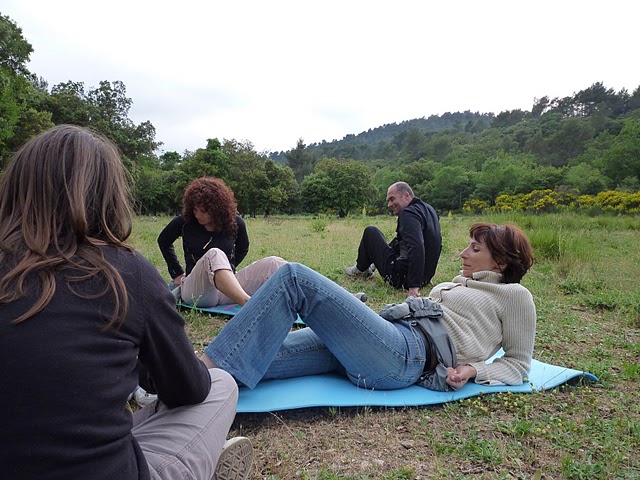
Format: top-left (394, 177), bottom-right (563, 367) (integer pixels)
top-left (280, 261), bottom-right (303, 278)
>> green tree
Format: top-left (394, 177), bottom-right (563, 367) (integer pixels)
top-left (301, 158), bottom-right (375, 217)
top-left (180, 138), bottom-right (228, 178)
top-left (300, 172), bottom-right (334, 214)
top-left (135, 166), bottom-right (176, 214)
top-left (474, 153), bottom-right (528, 203)
top-left (159, 151), bottom-right (181, 171)
top-left (429, 165), bottom-right (473, 212)
top-left (0, 14), bottom-right (35, 160)
top-left (262, 159), bottom-right (298, 215)
top-left (546, 117), bottom-right (595, 166)
top-left (601, 117), bottom-right (640, 186)
top-left (45, 80), bottom-right (160, 162)
top-left (0, 14), bottom-right (32, 75)
top-left (286, 138), bottom-right (315, 183)
top-left (224, 139), bottom-right (268, 216)
top-left (46, 81), bottom-right (92, 125)
top-left (223, 139), bottom-right (299, 217)
top-left (563, 163), bottom-right (610, 195)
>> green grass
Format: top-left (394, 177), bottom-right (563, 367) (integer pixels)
top-left (130, 213), bottom-right (640, 479)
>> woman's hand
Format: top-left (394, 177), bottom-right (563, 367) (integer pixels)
top-left (446, 365), bottom-right (477, 389)
top-left (407, 287), bottom-right (420, 298)
top-left (173, 274), bottom-right (185, 287)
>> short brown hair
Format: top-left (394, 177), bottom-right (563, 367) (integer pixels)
top-left (469, 223), bottom-right (534, 284)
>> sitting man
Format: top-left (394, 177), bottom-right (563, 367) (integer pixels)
top-left (345, 181), bottom-right (442, 297)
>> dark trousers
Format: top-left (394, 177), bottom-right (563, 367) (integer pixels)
top-left (356, 226), bottom-right (406, 289)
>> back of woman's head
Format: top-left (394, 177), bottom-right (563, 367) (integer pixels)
top-left (0, 125), bottom-right (133, 325)
top-left (469, 222), bottom-right (534, 284)
top-left (182, 177), bottom-right (238, 237)
top-left (0, 124), bottom-right (132, 248)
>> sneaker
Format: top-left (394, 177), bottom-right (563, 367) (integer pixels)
top-left (353, 292), bottom-right (368, 303)
top-left (213, 436), bottom-right (253, 480)
top-left (133, 386), bottom-right (158, 407)
top-left (344, 264), bottom-right (374, 278)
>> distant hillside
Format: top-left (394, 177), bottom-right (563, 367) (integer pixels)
top-left (268, 110), bottom-right (494, 164)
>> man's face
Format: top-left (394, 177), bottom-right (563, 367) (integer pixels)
top-left (386, 187), bottom-right (411, 215)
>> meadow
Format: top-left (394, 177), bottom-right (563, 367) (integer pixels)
top-left (130, 213), bottom-right (640, 479)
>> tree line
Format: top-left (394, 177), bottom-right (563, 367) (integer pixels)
top-left (2, 13), bottom-right (639, 218)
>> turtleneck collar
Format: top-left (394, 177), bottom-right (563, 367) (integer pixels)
top-left (457, 270), bottom-right (504, 284)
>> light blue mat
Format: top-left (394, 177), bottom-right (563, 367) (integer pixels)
top-left (177, 302), bottom-right (305, 324)
top-left (174, 300), bottom-right (597, 412)
top-left (236, 353), bottom-right (598, 412)
top-left (178, 302), bottom-right (243, 315)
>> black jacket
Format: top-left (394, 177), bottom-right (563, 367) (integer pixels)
top-left (158, 214), bottom-right (249, 279)
top-left (390, 197), bottom-right (442, 288)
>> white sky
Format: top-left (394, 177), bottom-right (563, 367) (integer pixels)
top-left (3, 0), bottom-right (638, 154)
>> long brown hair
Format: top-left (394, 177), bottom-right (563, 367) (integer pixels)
top-left (182, 177), bottom-right (238, 237)
top-left (469, 222), bottom-right (534, 284)
top-left (0, 125), bottom-right (133, 327)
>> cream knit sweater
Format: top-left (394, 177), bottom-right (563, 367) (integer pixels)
top-left (429, 270), bottom-right (536, 386)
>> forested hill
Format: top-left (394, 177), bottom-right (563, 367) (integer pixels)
top-left (268, 111), bottom-right (493, 163)
top-left (3, 11), bottom-right (640, 218)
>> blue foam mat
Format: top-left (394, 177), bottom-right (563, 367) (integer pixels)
top-left (177, 302), bottom-right (305, 324)
top-left (236, 355), bottom-right (598, 413)
top-left (178, 302), bottom-right (243, 315)
top-left (174, 301), bottom-right (597, 412)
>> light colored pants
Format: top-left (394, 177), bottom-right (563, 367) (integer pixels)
top-left (132, 368), bottom-right (238, 480)
top-left (181, 249), bottom-right (287, 307)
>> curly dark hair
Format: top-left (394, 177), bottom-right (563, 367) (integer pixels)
top-left (182, 177), bottom-right (238, 237)
top-left (469, 223), bottom-right (534, 284)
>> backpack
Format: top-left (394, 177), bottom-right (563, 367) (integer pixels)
top-left (378, 296), bottom-right (458, 391)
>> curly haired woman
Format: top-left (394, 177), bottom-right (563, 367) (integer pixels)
top-left (158, 177), bottom-right (286, 307)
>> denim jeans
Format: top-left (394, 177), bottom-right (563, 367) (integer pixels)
top-left (204, 263), bottom-right (427, 390)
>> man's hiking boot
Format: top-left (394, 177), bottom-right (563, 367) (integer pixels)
top-left (213, 436), bottom-right (253, 480)
top-left (344, 264), bottom-right (375, 279)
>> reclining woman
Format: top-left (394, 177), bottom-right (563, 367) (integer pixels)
top-left (0, 126), bottom-right (252, 480)
top-left (201, 223), bottom-right (536, 391)
top-left (158, 177), bottom-right (286, 308)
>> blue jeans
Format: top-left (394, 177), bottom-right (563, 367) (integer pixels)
top-left (204, 263), bottom-right (427, 390)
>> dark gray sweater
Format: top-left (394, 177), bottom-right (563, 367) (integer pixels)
top-left (0, 247), bottom-right (212, 480)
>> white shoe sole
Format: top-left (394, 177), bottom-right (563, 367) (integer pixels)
top-left (213, 436), bottom-right (253, 480)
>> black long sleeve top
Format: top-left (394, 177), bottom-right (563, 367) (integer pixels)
top-left (157, 215), bottom-right (249, 279)
top-left (390, 196), bottom-right (442, 288)
top-left (0, 248), bottom-right (213, 480)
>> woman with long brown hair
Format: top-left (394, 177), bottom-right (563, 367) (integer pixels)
top-left (0, 125), bottom-right (252, 480)
top-left (158, 177), bottom-right (286, 307)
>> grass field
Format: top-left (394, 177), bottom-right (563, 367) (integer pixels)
top-left (131, 213), bottom-right (640, 479)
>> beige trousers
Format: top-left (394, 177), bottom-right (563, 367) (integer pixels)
top-left (181, 248), bottom-right (287, 307)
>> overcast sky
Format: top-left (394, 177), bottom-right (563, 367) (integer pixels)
top-left (3, 0), bottom-right (638, 154)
